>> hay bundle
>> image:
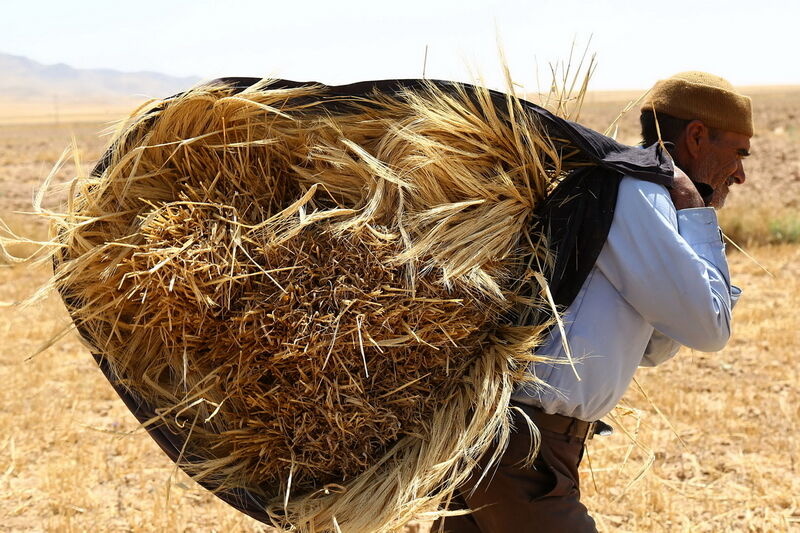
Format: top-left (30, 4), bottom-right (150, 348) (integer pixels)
top-left (53, 78), bottom-right (586, 531)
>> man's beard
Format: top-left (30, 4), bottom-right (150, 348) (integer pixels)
top-left (708, 183), bottom-right (730, 209)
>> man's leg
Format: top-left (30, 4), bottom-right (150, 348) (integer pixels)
top-left (431, 407), bottom-right (597, 532)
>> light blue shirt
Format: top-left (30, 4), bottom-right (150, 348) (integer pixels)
top-left (512, 176), bottom-right (740, 421)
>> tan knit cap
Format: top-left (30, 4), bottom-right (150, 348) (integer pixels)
top-left (641, 71), bottom-right (753, 137)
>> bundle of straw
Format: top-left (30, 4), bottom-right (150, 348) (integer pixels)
top-left (52, 78), bottom-right (588, 531)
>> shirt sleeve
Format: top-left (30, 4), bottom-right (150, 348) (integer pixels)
top-left (640, 329), bottom-right (682, 367)
top-left (596, 178), bottom-right (735, 353)
top-left (640, 283), bottom-right (742, 367)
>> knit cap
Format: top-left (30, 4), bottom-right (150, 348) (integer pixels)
top-left (641, 71), bottom-right (753, 136)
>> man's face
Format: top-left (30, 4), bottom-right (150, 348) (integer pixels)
top-left (693, 129), bottom-right (751, 208)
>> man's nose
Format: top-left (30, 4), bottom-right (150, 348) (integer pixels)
top-left (732, 160), bottom-right (746, 184)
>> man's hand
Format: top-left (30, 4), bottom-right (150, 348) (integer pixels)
top-left (669, 166), bottom-right (705, 210)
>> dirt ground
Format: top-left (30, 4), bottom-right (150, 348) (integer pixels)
top-left (0, 87), bottom-right (798, 532)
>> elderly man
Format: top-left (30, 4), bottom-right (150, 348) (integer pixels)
top-left (435, 71), bottom-right (752, 532)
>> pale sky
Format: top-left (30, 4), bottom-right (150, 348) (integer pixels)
top-left (2, 0), bottom-right (797, 91)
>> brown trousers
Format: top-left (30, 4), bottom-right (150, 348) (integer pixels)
top-left (431, 403), bottom-right (597, 532)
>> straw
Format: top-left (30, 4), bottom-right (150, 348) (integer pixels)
top-left (36, 78), bottom-right (592, 531)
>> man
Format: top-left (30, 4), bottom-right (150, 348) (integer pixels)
top-left (434, 71), bottom-right (752, 532)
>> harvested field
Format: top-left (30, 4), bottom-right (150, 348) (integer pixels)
top-left (1, 86), bottom-right (798, 532)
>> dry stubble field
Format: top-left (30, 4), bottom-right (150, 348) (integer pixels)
top-left (0, 88), bottom-right (798, 532)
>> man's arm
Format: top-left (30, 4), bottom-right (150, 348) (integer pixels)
top-left (640, 329), bottom-right (681, 367)
top-left (641, 285), bottom-right (741, 366)
top-left (597, 177), bottom-right (736, 353)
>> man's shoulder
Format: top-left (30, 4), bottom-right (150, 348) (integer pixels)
top-left (616, 175), bottom-right (677, 225)
top-left (619, 175), bottom-right (670, 197)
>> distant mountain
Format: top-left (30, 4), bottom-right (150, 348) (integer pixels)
top-left (0, 52), bottom-right (202, 104)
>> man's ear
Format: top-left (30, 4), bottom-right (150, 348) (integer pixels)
top-left (683, 120), bottom-right (708, 159)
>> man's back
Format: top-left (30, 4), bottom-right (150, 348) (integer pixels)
top-left (514, 176), bottom-right (738, 421)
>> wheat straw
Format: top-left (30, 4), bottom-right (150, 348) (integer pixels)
top-left (23, 78), bottom-right (593, 531)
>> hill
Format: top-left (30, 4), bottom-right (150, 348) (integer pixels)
top-left (0, 52), bottom-right (201, 122)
